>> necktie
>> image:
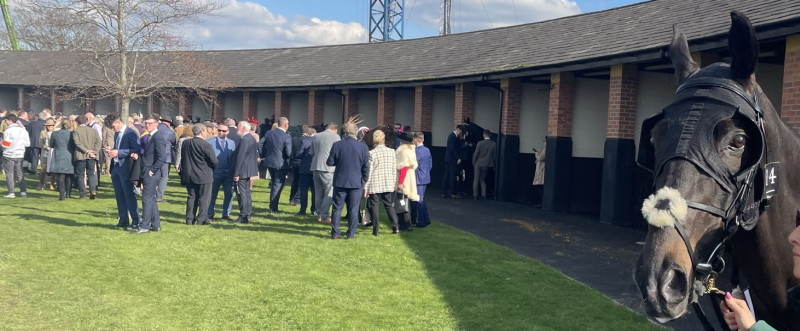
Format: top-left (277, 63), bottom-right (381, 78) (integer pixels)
top-left (114, 131), bottom-right (121, 149)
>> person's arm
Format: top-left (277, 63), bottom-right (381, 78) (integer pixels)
top-left (326, 144), bottom-right (337, 167)
top-left (205, 142), bottom-right (218, 169)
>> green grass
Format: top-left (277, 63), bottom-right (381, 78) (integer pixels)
top-left (0, 173), bottom-right (663, 330)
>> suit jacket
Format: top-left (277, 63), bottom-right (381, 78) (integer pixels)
top-left (228, 131), bottom-right (242, 150)
top-left (297, 136), bottom-right (314, 174)
top-left (326, 136), bottom-right (369, 189)
top-left (415, 144), bottom-right (433, 185)
top-left (155, 123), bottom-right (176, 164)
top-left (73, 125), bottom-right (102, 161)
top-left (472, 138), bottom-right (496, 168)
top-left (259, 128), bottom-right (291, 169)
top-left (444, 131), bottom-right (461, 163)
top-left (141, 130), bottom-right (167, 177)
top-left (233, 133), bottom-right (258, 178)
top-left (291, 135), bottom-right (304, 167)
top-left (310, 130), bottom-right (340, 172)
top-left (114, 127), bottom-right (141, 180)
top-left (207, 136), bottom-right (236, 175)
top-left (179, 136), bottom-right (218, 185)
top-left (27, 119), bottom-right (44, 148)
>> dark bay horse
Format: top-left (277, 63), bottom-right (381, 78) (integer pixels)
top-left (634, 12), bottom-right (800, 330)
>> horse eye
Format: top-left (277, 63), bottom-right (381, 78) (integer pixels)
top-left (729, 134), bottom-right (746, 149)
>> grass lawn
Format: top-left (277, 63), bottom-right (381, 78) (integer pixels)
top-left (0, 173), bottom-right (663, 330)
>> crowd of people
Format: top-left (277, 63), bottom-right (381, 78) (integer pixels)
top-left (0, 108), bottom-right (435, 239)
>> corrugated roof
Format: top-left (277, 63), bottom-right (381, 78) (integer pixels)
top-left (1, 0), bottom-right (799, 89)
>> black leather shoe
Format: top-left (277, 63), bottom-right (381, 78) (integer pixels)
top-left (221, 215), bottom-right (232, 221)
top-left (234, 217), bottom-right (249, 224)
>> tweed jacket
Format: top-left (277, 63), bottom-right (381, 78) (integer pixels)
top-left (364, 144), bottom-right (397, 194)
top-left (396, 144), bottom-right (419, 201)
top-left (72, 124), bottom-right (101, 161)
top-left (310, 130), bottom-right (340, 172)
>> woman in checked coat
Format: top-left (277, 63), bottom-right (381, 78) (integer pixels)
top-left (363, 130), bottom-right (399, 235)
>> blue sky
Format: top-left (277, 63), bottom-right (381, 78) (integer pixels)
top-left (182, 0), bottom-right (644, 49)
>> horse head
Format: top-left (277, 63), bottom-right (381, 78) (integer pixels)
top-left (633, 11), bottom-right (799, 324)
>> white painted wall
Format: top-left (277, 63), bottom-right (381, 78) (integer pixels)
top-left (322, 92), bottom-right (343, 125)
top-left (94, 98), bottom-right (115, 115)
top-left (357, 90), bottom-right (378, 128)
top-left (192, 98), bottom-right (210, 122)
top-left (289, 92), bottom-right (308, 125)
top-left (257, 92), bottom-right (275, 122)
top-left (474, 86), bottom-right (501, 134)
top-left (572, 77), bottom-right (609, 158)
top-left (757, 62), bottom-right (783, 111)
top-left (519, 83), bottom-right (550, 153)
top-left (224, 92), bottom-right (243, 120)
top-left (431, 88), bottom-right (455, 147)
top-left (394, 89), bottom-right (414, 129)
top-left (635, 71), bottom-right (675, 148)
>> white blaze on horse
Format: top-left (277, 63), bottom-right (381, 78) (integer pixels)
top-left (634, 11), bottom-right (800, 330)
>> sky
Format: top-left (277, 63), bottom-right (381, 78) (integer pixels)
top-left (181, 0), bottom-right (646, 50)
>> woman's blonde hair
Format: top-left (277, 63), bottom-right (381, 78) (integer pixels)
top-left (59, 118), bottom-right (72, 130)
top-left (372, 130), bottom-right (385, 146)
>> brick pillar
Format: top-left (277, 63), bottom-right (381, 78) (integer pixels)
top-left (377, 87), bottom-right (395, 126)
top-left (342, 89), bottom-right (359, 122)
top-left (274, 90), bottom-right (290, 120)
top-left (601, 64), bottom-right (639, 226)
top-left (781, 34), bottom-right (800, 134)
top-left (454, 82), bottom-right (475, 125)
top-left (243, 91), bottom-right (257, 122)
top-left (147, 95), bottom-right (161, 116)
top-left (308, 90), bottom-right (324, 126)
top-left (414, 86), bottom-right (433, 146)
top-left (211, 93), bottom-right (225, 123)
top-left (543, 71), bottom-right (575, 212)
top-left (497, 78), bottom-right (521, 202)
top-left (178, 92), bottom-right (192, 118)
top-left (17, 87), bottom-right (29, 110)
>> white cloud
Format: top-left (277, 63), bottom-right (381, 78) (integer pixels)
top-left (407, 0), bottom-right (581, 33)
top-left (182, 0), bottom-right (367, 50)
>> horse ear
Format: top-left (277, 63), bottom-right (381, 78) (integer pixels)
top-left (669, 25), bottom-right (698, 83)
top-left (729, 11), bottom-right (759, 80)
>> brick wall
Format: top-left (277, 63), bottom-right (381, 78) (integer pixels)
top-left (308, 90), bottom-right (324, 126)
top-left (782, 34), bottom-right (800, 134)
top-left (178, 92), bottom-right (191, 117)
top-left (548, 72), bottom-right (575, 137)
top-left (274, 90), bottom-right (290, 120)
top-left (377, 87), bottom-right (395, 126)
top-left (242, 91), bottom-right (257, 121)
top-left (343, 89), bottom-right (358, 122)
top-left (148, 95), bottom-right (161, 116)
top-left (454, 82), bottom-right (474, 126)
top-left (501, 78), bottom-right (521, 135)
top-left (414, 85), bottom-right (433, 131)
top-left (211, 93), bottom-right (225, 123)
top-left (607, 64), bottom-right (638, 139)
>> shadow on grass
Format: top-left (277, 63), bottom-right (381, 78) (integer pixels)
top-left (11, 213), bottom-right (116, 230)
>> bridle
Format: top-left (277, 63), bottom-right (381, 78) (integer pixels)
top-left (639, 64), bottom-right (779, 330)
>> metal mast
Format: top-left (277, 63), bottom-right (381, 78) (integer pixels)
top-left (369, 0), bottom-right (404, 42)
top-left (439, 0), bottom-right (451, 35)
top-left (0, 0), bottom-right (19, 50)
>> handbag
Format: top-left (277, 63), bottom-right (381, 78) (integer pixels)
top-left (393, 191), bottom-right (409, 214)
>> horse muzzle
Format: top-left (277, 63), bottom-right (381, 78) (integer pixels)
top-left (635, 245), bottom-right (692, 322)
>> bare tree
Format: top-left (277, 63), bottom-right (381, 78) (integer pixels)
top-left (18, 0), bottom-right (231, 119)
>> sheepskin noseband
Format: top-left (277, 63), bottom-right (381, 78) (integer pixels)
top-left (642, 187), bottom-right (688, 228)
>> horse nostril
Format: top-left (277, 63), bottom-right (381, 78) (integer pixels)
top-left (659, 267), bottom-right (688, 304)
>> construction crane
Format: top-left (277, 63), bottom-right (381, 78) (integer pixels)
top-left (0, 0), bottom-right (19, 50)
top-left (440, 0), bottom-right (451, 35)
top-left (369, 0), bottom-right (404, 42)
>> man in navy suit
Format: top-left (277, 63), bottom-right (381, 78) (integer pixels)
top-left (440, 125), bottom-right (463, 198)
top-left (412, 132), bottom-right (432, 227)
top-left (232, 121), bottom-right (259, 223)
top-left (134, 115), bottom-right (167, 234)
top-left (259, 116), bottom-right (292, 213)
top-left (206, 124), bottom-right (236, 222)
top-left (105, 113), bottom-right (141, 230)
top-left (326, 122), bottom-right (369, 239)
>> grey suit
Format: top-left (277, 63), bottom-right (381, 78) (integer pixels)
top-left (310, 130), bottom-right (340, 219)
top-left (472, 138), bottom-right (496, 199)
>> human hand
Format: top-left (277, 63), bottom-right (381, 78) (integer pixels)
top-left (721, 292), bottom-right (755, 330)
top-left (363, 189), bottom-right (368, 197)
top-left (456, 159), bottom-right (461, 165)
top-left (148, 170), bottom-right (154, 177)
top-left (397, 183), bottom-right (404, 190)
top-left (130, 152), bottom-right (138, 160)
top-left (233, 176), bottom-right (239, 181)
top-left (107, 149), bottom-right (118, 158)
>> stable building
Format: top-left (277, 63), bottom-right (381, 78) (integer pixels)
top-left (0, 0), bottom-right (798, 227)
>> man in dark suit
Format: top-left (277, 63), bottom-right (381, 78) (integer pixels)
top-left (326, 122), bottom-right (369, 239)
top-left (134, 115), bottom-right (167, 234)
top-left (179, 123), bottom-right (218, 225)
top-left (411, 131), bottom-right (432, 227)
top-left (441, 125), bottom-right (463, 198)
top-left (154, 115), bottom-right (176, 202)
top-left (259, 116), bottom-right (292, 213)
top-left (232, 121), bottom-right (259, 223)
top-left (289, 124), bottom-right (309, 205)
top-left (104, 113), bottom-right (141, 230)
top-left (25, 111), bottom-right (45, 175)
top-left (296, 127), bottom-right (315, 215)
top-left (472, 129), bottom-right (496, 200)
